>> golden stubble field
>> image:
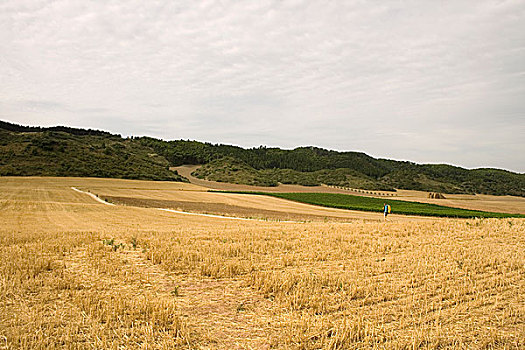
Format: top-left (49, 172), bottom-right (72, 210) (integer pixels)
top-left (0, 177), bottom-right (523, 349)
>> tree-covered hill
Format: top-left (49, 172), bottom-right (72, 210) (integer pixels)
top-left (0, 121), bottom-right (185, 182)
top-left (139, 137), bottom-right (525, 196)
top-left (1, 120), bottom-right (524, 196)
top-left (192, 157), bottom-right (395, 190)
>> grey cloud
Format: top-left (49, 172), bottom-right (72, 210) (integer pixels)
top-left (17, 100), bottom-right (67, 111)
top-left (0, 0), bottom-right (524, 172)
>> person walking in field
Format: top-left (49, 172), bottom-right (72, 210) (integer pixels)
top-left (383, 203), bottom-right (391, 220)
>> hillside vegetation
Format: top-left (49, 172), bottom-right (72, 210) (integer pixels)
top-left (139, 137), bottom-right (525, 197)
top-left (0, 121), bottom-right (185, 181)
top-left (193, 157), bottom-right (394, 190)
top-left (2, 120), bottom-right (524, 196)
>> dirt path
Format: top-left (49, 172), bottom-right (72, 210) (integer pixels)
top-left (72, 186), bottom-right (309, 222)
top-left (71, 187), bottom-right (115, 206)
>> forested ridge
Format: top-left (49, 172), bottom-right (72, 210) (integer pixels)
top-left (0, 121), bottom-right (185, 182)
top-left (1, 120), bottom-right (524, 196)
top-left (139, 137), bottom-right (525, 196)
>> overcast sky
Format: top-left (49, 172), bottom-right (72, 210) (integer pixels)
top-left (1, 1), bottom-right (524, 172)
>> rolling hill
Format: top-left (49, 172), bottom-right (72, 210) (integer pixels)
top-left (1, 120), bottom-right (524, 196)
top-left (0, 121), bottom-right (185, 182)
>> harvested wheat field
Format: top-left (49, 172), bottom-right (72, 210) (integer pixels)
top-left (1, 177), bottom-right (524, 349)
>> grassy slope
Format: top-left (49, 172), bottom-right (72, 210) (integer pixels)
top-left (193, 157), bottom-right (395, 190)
top-left (218, 191), bottom-right (525, 218)
top-left (0, 128), bottom-right (186, 182)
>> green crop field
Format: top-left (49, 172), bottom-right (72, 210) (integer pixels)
top-left (217, 191), bottom-right (525, 218)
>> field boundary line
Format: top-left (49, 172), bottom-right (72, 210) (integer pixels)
top-left (158, 208), bottom-right (300, 223)
top-left (71, 187), bottom-right (115, 206)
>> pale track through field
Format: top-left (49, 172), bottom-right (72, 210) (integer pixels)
top-left (72, 186), bottom-right (302, 222)
top-left (158, 208), bottom-right (298, 223)
top-left (71, 187), bottom-right (115, 206)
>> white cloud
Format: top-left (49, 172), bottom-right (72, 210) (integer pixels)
top-left (1, 0), bottom-right (524, 172)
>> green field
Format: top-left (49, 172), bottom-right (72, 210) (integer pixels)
top-left (217, 191), bottom-right (525, 218)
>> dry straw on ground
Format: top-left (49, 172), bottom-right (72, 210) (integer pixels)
top-left (0, 177), bottom-right (523, 349)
